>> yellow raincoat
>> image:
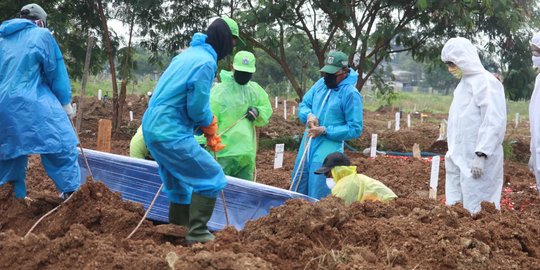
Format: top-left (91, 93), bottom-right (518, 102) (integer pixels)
top-left (331, 166), bottom-right (397, 205)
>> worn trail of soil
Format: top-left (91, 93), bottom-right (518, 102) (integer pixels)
top-left (1, 96), bottom-right (538, 269)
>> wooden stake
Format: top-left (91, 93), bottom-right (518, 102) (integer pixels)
top-left (97, 119), bottom-right (112, 152)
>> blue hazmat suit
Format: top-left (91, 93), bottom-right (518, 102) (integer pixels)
top-left (0, 19), bottom-right (80, 198)
top-left (142, 33), bottom-right (226, 204)
top-left (291, 68), bottom-right (363, 199)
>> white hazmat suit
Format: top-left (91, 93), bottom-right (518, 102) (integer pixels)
top-left (530, 32), bottom-right (540, 193)
top-left (441, 37), bottom-right (507, 214)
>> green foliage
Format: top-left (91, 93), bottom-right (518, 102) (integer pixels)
top-left (503, 140), bottom-right (516, 162)
top-left (258, 136), bottom-right (300, 151)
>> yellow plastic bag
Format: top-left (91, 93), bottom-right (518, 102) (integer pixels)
top-left (331, 166), bottom-right (397, 205)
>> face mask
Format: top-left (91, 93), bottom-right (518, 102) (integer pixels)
top-left (34, 19), bottom-right (45, 28)
top-left (324, 73), bottom-right (338, 89)
top-left (326, 178), bottom-right (336, 189)
top-left (448, 65), bottom-right (462, 79)
top-left (532, 56), bottom-right (540, 68)
top-left (234, 71), bottom-right (252, 85)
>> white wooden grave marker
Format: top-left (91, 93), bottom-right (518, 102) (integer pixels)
top-left (429, 156), bottom-right (441, 199)
top-left (395, 112), bottom-right (401, 131)
top-left (273, 143), bottom-right (285, 169)
top-left (370, 134), bottom-right (378, 158)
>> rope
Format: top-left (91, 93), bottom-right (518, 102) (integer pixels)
top-left (126, 183), bottom-right (163, 239)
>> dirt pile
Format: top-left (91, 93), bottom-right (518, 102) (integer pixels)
top-left (197, 197), bottom-right (540, 269)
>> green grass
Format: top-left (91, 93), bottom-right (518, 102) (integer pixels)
top-left (71, 76), bottom-right (157, 97)
top-left (363, 90), bottom-right (530, 119)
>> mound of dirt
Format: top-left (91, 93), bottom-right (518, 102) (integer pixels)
top-left (200, 196), bottom-right (540, 269)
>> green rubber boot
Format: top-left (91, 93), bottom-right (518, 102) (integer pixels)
top-left (169, 203), bottom-right (190, 227)
top-left (186, 193), bottom-right (216, 243)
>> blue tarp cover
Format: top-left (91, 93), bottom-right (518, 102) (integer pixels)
top-left (78, 149), bottom-right (317, 231)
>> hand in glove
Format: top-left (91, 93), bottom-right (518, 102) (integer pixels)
top-left (63, 104), bottom-right (75, 119)
top-left (308, 126), bottom-right (326, 138)
top-left (471, 155), bottom-right (486, 179)
top-left (245, 107), bottom-right (259, 121)
top-left (201, 116), bottom-right (218, 137)
top-left (529, 155), bottom-right (535, 172)
top-left (206, 135), bottom-right (226, 152)
top-left (306, 114), bottom-right (318, 128)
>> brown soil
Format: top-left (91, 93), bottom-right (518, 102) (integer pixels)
top-left (1, 96), bottom-right (538, 269)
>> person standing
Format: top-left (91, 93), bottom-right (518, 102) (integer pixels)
top-left (290, 51), bottom-right (363, 199)
top-left (210, 51), bottom-right (272, 181)
top-left (441, 37), bottom-right (507, 214)
top-left (0, 3), bottom-right (80, 200)
top-left (529, 32), bottom-right (540, 193)
top-left (142, 16), bottom-right (242, 243)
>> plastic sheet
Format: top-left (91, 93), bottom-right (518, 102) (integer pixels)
top-left (78, 149), bottom-right (317, 231)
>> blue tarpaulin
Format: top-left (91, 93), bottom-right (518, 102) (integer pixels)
top-left (77, 149), bottom-right (317, 231)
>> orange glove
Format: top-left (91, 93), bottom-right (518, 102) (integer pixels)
top-left (206, 135), bottom-right (226, 152)
top-left (201, 116), bottom-right (218, 137)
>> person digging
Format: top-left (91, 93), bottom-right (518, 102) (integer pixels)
top-left (315, 152), bottom-right (397, 205)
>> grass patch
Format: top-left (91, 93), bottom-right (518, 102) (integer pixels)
top-left (259, 136), bottom-right (301, 151)
top-left (363, 90), bottom-right (530, 119)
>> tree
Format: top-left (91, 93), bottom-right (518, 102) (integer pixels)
top-left (230, 0), bottom-right (538, 99)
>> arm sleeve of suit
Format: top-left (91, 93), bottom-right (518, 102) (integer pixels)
top-left (253, 83), bottom-right (273, 127)
top-left (187, 62), bottom-right (216, 127)
top-left (298, 87), bottom-right (315, 125)
top-left (473, 79), bottom-right (507, 157)
top-left (130, 126), bottom-right (149, 159)
top-left (40, 31), bottom-right (72, 105)
top-left (325, 89), bottom-right (363, 141)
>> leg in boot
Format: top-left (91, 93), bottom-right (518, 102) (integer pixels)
top-left (186, 193), bottom-right (216, 243)
top-left (169, 202), bottom-right (189, 227)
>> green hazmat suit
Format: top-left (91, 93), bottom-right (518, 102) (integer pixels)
top-left (209, 70), bottom-right (273, 180)
top-left (130, 126), bottom-right (152, 160)
top-left (331, 166), bottom-right (397, 205)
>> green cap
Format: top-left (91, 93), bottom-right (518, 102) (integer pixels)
top-left (233, 51), bottom-right (256, 73)
top-left (320, 51), bottom-right (349, 74)
top-left (221, 15), bottom-right (246, 47)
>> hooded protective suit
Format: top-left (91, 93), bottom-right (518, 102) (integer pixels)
top-left (0, 19), bottom-right (80, 198)
top-left (210, 70), bottom-right (272, 180)
top-left (330, 166), bottom-right (397, 205)
top-left (142, 33), bottom-right (226, 204)
top-left (441, 37), bottom-right (507, 214)
top-left (291, 68), bottom-right (363, 199)
top-left (530, 32), bottom-right (540, 193)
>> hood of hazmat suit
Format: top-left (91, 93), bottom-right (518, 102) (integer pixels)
top-left (210, 70), bottom-right (273, 158)
top-left (330, 166), bottom-right (397, 205)
top-left (441, 37), bottom-right (507, 214)
top-left (0, 19), bottom-right (77, 159)
top-left (291, 68), bottom-right (363, 199)
top-left (529, 32), bottom-right (540, 192)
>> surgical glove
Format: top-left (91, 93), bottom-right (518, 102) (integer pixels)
top-left (245, 107), bottom-right (259, 121)
top-left (63, 104), bottom-right (75, 119)
top-left (308, 126), bottom-right (326, 138)
top-left (471, 156), bottom-right (486, 179)
top-left (529, 155), bottom-right (535, 172)
top-left (201, 116), bottom-right (218, 137)
top-left (306, 114), bottom-right (319, 128)
top-left (206, 135), bottom-right (226, 152)
top-left (326, 178), bottom-right (336, 189)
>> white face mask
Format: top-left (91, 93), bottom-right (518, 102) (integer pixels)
top-left (326, 178), bottom-right (336, 189)
top-left (532, 56), bottom-right (540, 68)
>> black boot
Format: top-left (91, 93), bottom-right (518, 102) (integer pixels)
top-left (169, 203), bottom-right (190, 227)
top-left (186, 193), bottom-right (216, 243)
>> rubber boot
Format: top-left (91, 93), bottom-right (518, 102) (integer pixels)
top-left (186, 193), bottom-right (216, 243)
top-left (169, 203), bottom-right (190, 227)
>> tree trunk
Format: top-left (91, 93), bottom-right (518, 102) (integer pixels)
top-left (76, 35), bottom-right (95, 133)
top-left (96, 0), bottom-right (120, 131)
